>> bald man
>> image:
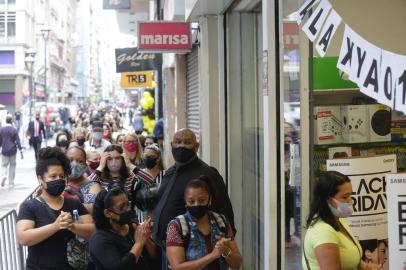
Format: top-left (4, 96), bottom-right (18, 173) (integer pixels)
top-left (152, 129), bottom-right (235, 267)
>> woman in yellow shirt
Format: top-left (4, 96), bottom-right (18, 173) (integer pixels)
top-left (302, 171), bottom-right (382, 270)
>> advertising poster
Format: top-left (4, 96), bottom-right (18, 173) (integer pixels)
top-left (327, 155), bottom-right (397, 269)
top-left (387, 174), bottom-right (406, 270)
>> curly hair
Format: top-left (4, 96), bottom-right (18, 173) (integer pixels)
top-left (92, 188), bottom-right (126, 230)
top-left (36, 147), bottom-right (71, 177)
top-left (306, 171), bottom-right (351, 231)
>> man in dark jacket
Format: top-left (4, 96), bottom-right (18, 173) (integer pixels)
top-left (152, 128), bottom-right (235, 267)
top-left (0, 116), bottom-right (23, 187)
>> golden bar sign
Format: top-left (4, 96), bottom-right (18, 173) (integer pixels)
top-left (120, 71), bottom-right (153, 88)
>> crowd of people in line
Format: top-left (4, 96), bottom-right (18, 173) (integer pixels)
top-left (5, 105), bottom-right (389, 270)
top-left (14, 107), bottom-right (243, 270)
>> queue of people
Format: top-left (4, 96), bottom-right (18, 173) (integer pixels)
top-left (15, 110), bottom-right (243, 270)
top-left (13, 104), bottom-right (391, 270)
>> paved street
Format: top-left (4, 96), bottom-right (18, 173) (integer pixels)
top-left (0, 142), bottom-right (41, 217)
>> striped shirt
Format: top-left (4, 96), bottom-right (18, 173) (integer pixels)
top-left (88, 168), bottom-right (154, 199)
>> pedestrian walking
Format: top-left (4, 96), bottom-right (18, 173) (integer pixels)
top-left (0, 116), bottom-right (23, 187)
top-left (152, 128), bottom-right (235, 269)
top-left (26, 112), bottom-right (46, 160)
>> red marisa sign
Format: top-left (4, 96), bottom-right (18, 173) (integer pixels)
top-left (138, 22), bottom-right (191, 52)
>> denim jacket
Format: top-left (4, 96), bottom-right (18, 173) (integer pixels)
top-left (182, 211), bottom-right (229, 270)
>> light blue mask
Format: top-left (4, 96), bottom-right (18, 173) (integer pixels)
top-left (93, 132), bottom-right (102, 140)
top-left (328, 198), bottom-right (353, 218)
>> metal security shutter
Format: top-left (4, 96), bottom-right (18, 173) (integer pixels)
top-left (186, 46), bottom-right (200, 141)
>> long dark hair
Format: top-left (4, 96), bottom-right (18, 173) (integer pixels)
top-left (93, 188), bottom-right (126, 230)
top-left (306, 171), bottom-right (351, 231)
top-left (101, 144), bottom-right (130, 180)
top-left (185, 175), bottom-right (217, 209)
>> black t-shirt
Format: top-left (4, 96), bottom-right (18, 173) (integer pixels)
top-left (89, 228), bottom-right (151, 270)
top-left (17, 197), bottom-right (88, 270)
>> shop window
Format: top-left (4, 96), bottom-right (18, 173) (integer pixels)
top-left (0, 50), bottom-right (14, 65)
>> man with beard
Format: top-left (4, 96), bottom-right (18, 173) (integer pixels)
top-left (152, 129), bottom-right (235, 269)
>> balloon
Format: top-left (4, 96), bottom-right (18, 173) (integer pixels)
top-left (140, 98), bottom-right (149, 110)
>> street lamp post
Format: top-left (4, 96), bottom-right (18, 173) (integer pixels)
top-left (41, 26), bottom-right (51, 145)
top-left (24, 48), bottom-right (36, 120)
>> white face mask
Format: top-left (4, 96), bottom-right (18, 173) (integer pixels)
top-left (107, 159), bottom-right (122, 173)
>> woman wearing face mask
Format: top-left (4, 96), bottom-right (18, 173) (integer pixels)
top-left (142, 144), bottom-right (165, 186)
top-left (166, 175), bottom-right (242, 270)
top-left (16, 147), bottom-right (95, 270)
top-left (63, 146), bottom-right (102, 213)
top-left (55, 133), bottom-right (71, 154)
top-left (122, 134), bottom-right (143, 167)
top-left (73, 127), bottom-right (88, 149)
top-left (89, 188), bottom-right (157, 270)
top-left (86, 149), bottom-right (101, 176)
top-left (302, 171), bottom-right (381, 270)
top-left (88, 144), bottom-right (154, 203)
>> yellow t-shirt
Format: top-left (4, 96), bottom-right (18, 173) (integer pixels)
top-left (302, 218), bottom-right (362, 270)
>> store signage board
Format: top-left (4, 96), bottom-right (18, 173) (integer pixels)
top-left (120, 71), bottom-right (154, 89)
top-left (387, 174), bottom-right (406, 269)
top-left (327, 155), bottom-right (396, 269)
top-left (138, 21), bottom-right (191, 53)
top-left (103, 0), bottom-right (130, 9)
top-left (115, 47), bottom-right (162, 73)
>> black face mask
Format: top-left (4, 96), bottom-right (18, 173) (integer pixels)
top-left (111, 210), bottom-right (134, 225)
top-left (76, 137), bottom-right (86, 146)
top-left (172, 146), bottom-right (196, 163)
top-left (143, 156), bottom-right (157, 169)
top-left (57, 140), bottom-right (69, 147)
top-left (45, 179), bottom-right (66, 196)
top-left (186, 205), bottom-right (209, 220)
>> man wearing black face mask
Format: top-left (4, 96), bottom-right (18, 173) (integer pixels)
top-left (152, 129), bottom-right (236, 263)
top-left (26, 112), bottom-right (46, 160)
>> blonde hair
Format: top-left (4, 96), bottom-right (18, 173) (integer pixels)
top-left (123, 133), bottom-right (143, 166)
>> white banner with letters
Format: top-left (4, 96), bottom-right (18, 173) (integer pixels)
top-left (387, 174), bottom-right (406, 270)
top-left (327, 155), bottom-right (396, 269)
top-left (296, 0), bottom-right (406, 115)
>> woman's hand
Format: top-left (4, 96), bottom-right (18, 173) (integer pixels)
top-left (214, 236), bottom-right (232, 256)
top-left (53, 211), bottom-right (73, 230)
top-left (122, 152), bottom-right (135, 171)
top-left (134, 222), bottom-right (152, 246)
top-left (59, 211), bottom-right (73, 230)
top-left (97, 152), bottom-right (109, 171)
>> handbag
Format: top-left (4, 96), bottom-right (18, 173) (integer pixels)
top-left (36, 197), bottom-right (89, 270)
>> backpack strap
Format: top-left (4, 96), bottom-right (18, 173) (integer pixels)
top-left (175, 214), bottom-right (191, 247)
top-left (211, 211), bottom-right (227, 235)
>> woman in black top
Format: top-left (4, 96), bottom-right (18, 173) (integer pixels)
top-left (16, 147), bottom-right (95, 270)
top-left (89, 188), bottom-right (157, 270)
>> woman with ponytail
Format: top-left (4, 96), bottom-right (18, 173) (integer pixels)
top-left (165, 175), bottom-right (242, 270)
top-left (89, 188), bottom-right (157, 270)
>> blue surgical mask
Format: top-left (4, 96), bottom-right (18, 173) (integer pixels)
top-left (93, 132), bottom-right (102, 140)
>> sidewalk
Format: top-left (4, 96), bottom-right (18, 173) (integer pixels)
top-left (0, 144), bottom-right (40, 217)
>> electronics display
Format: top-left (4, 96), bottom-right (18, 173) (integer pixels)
top-left (341, 105), bottom-right (369, 143)
top-left (368, 104), bottom-right (391, 142)
top-left (391, 110), bottom-right (406, 142)
top-left (314, 106), bottom-right (343, 145)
